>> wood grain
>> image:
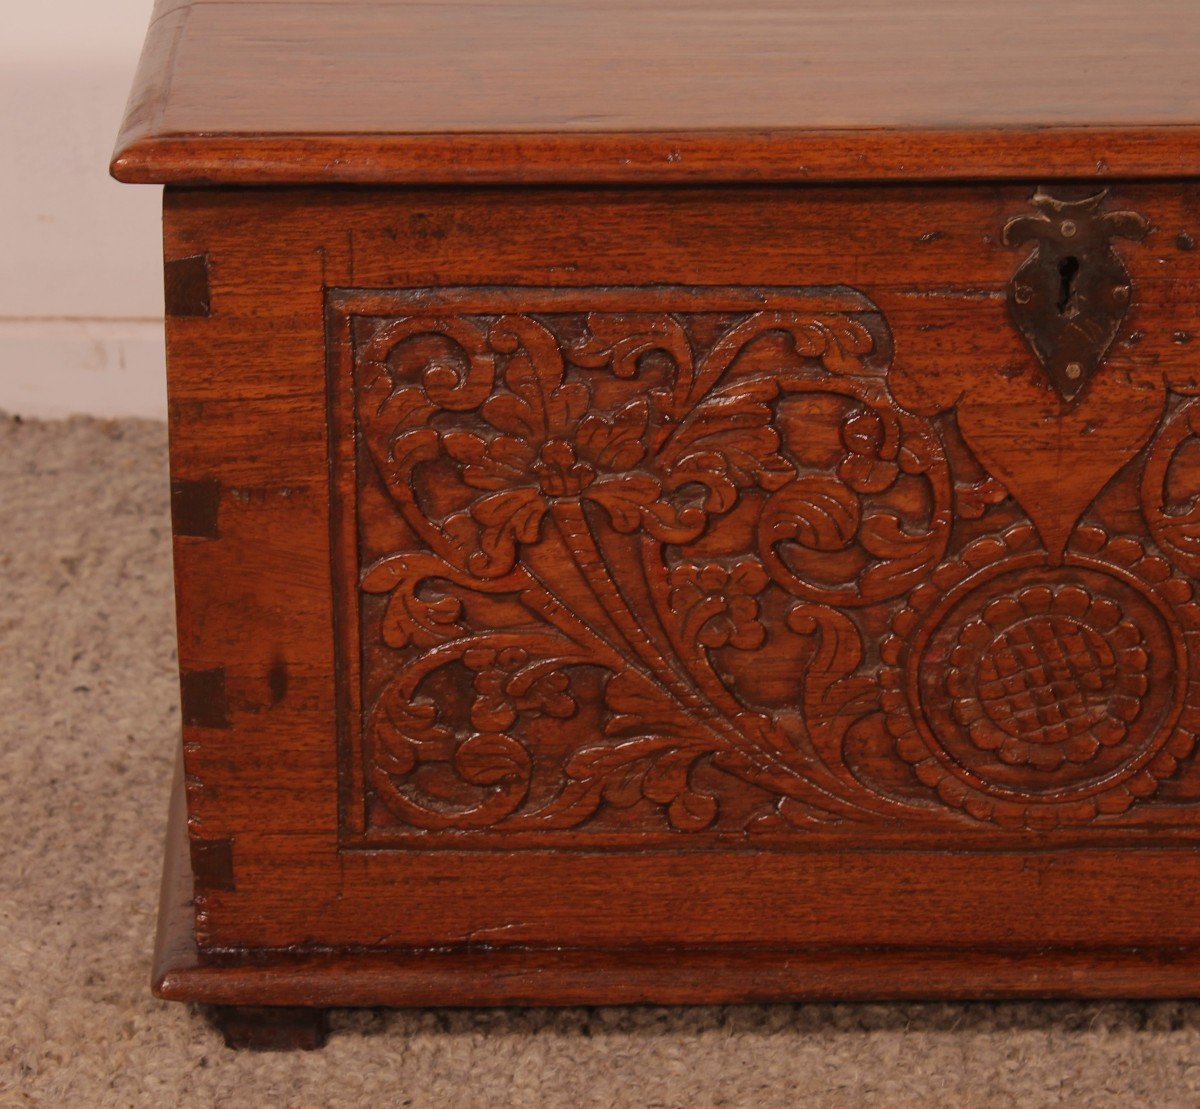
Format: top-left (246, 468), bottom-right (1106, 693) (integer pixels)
top-left (159, 184), bottom-right (1200, 975)
top-left (113, 0), bottom-right (1200, 184)
top-left (110, 0), bottom-right (1200, 1030)
top-left (154, 776), bottom-right (1200, 1004)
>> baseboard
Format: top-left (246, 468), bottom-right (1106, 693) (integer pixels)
top-left (0, 318), bottom-right (166, 419)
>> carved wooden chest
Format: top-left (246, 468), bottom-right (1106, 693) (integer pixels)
top-left (114, 0), bottom-right (1200, 1046)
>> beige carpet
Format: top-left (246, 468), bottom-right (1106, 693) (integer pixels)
top-left (4, 414), bottom-right (1200, 1107)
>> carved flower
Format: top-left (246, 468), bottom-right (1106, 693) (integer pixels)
top-left (462, 645), bottom-right (577, 732)
top-left (439, 318), bottom-right (707, 576)
top-left (667, 559), bottom-right (769, 649)
top-left (883, 525), bottom-right (1198, 830)
top-left (530, 440), bottom-right (596, 496)
top-left (945, 584), bottom-right (1148, 772)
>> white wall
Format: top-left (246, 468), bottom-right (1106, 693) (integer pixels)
top-left (0, 0), bottom-right (167, 418)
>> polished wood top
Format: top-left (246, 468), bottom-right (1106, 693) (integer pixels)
top-left (113, 0), bottom-right (1200, 184)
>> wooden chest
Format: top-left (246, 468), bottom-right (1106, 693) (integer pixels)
top-left (114, 0), bottom-right (1200, 1046)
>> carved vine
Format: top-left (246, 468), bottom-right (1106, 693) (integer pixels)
top-left (342, 289), bottom-right (1200, 838)
top-left (352, 303), bottom-right (953, 834)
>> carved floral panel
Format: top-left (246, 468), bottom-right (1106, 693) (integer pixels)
top-left (327, 285), bottom-right (1200, 847)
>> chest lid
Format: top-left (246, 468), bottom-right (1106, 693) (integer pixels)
top-left (113, 0), bottom-right (1200, 185)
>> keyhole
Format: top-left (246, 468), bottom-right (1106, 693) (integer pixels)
top-left (1057, 255), bottom-right (1080, 314)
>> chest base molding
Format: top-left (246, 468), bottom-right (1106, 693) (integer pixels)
top-left (154, 767), bottom-right (1200, 1009)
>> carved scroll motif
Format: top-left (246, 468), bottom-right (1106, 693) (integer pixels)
top-left (332, 286), bottom-right (1200, 844)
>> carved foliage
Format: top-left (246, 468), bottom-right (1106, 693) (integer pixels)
top-left (333, 286), bottom-right (1200, 843)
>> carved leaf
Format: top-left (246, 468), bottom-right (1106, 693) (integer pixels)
top-left (858, 511), bottom-right (952, 598)
top-left (442, 430), bottom-right (531, 489)
top-left (361, 553), bottom-right (467, 649)
top-left (570, 313), bottom-right (694, 379)
top-left (458, 487), bottom-right (548, 577)
top-left (575, 397), bottom-right (650, 471)
top-left (345, 297), bottom-right (973, 840)
top-left (787, 603), bottom-right (876, 728)
top-left (664, 383), bottom-right (795, 493)
top-left (455, 732), bottom-right (532, 786)
top-left (587, 475), bottom-right (706, 542)
top-left (761, 475), bottom-right (860, 553)
top-left (560, 736), bottom-right (719, 830)
top-left (1143, 401), bottom-right (1200, 576)
top-left (956, 475), bottom-right (1009, 520)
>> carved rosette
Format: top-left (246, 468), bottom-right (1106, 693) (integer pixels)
top-left (948, 585), bottom-right (1147, 772)
top-left (882, 525), bottom-right (1200, 829)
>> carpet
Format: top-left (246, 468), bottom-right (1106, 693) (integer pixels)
top-left (3, 414), bottom-right (1200, 1107)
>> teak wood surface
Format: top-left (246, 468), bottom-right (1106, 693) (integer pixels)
top-left (111, 0), bottom-right (1200, 1024)
top-left (147, 182), bottom-right (1200, 1005)
top-left (113, 0), bottom-right (1200, 184)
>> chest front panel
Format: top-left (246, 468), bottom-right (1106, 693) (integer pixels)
top-left (167, 184), bottom-right (1200, 952)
